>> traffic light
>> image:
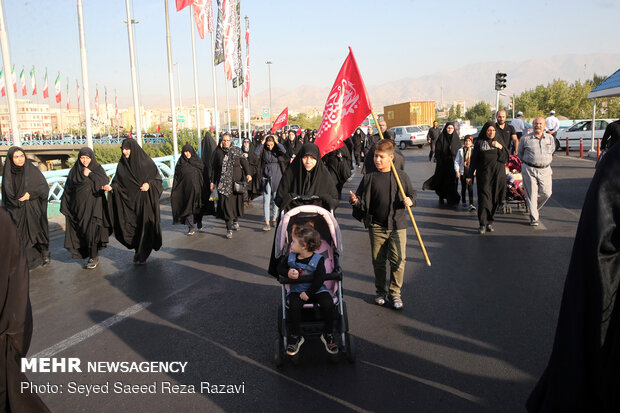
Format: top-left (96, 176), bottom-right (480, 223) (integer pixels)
top-left (495, 72), bottom-right (507, 91)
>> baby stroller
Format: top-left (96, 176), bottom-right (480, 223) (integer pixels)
top-left (273, 200), bottom-right (355, 366)
top-left (501, 155), bottom-right (528, 214)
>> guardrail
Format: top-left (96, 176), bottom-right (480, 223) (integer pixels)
top-left (0, 137), bottom-right (166, 146)
top-left (0, 155), bottom-right (176, 204)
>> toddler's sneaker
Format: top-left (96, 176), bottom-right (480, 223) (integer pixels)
top-left (321, 333), bottom-right (339, 354)
top-left (286, 335), bottom-right (305, 356)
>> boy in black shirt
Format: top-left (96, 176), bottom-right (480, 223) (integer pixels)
top-left (349, 139), bottom-right (416, 310)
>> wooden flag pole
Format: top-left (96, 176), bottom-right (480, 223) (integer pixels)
top-left (370, 110), bottom-right (431, 266)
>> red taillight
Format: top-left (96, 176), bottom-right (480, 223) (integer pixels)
top-left (410, 135), bottom-right (415, 139)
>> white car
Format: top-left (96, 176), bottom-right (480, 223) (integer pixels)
top-left (390, 124), bottom-right (431, 150)
top-left (556, 119), bottom-right (615, 150)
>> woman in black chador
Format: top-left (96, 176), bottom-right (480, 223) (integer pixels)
top-left (171, 144), bottom-right (206, 236)
top-left (526, 138), bottom-right (620, 412)
top-left (467, 122), bottom-right (508, 234)
top-left (423, 122), bottom-right (461, 205)
top-left (0, 208), bottom-right (51, 412)
top-left (107, 139), bottom-right (163, 264)
top-left (1, 146), bottom-right (50, 268)
top-left (60, 147), bottom-right (112, 269)
top-left (323, 144), bottom-right (352, 199)
top-left (211, 133), bottom-right (252, 239)
top-left (275, 142), bottom-right (339, 213)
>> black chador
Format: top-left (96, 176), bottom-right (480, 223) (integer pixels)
top-left (1, 146), bottom-right (50, 268)
top-left (423, 122), bottom-right (461, 205)
top-left (0, 209), bottom-right (51, 412)
top-left (323, 143), bottom-right (352, 198)
top-left (275, 143), bottom-right (339, 213)
top-left (107, 139), bottom-right (163, 264)
top-left (61, 147), bottom-right (112, 265)
top-left (171, 144), bottom-right (207, 229)
top-left (526, 142), bottom-right (620, 412)
top-left (468, 122), bottom-right (508, 227)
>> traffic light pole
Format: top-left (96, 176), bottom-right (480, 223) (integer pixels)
top-left (495, 90), bottom-right (500, 114)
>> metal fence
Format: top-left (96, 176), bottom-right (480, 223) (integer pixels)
top-left (0, 155), bottom-right (176, 202)
top-left (0, 137), bottom-right (166, 146)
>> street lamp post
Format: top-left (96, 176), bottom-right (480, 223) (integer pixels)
top-left (266, 61), bottom-right (272, 126)
top-left (174, 62), bottom-right (182, 129)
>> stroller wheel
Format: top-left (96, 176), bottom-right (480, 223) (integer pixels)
top-left (274, 338), bottom-right (284, 368)
top-left (345, 334), bottom-right (356, 363)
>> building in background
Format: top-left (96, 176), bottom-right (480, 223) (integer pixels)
top-left (0, 99), bottom-right (52, 138)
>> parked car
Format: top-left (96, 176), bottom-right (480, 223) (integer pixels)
top-left (508, 120), bottom-right (533, 136)
top-left (556, 119), bottom-right (615, 150)
top-left (390, 124), bottom-right (431, 150)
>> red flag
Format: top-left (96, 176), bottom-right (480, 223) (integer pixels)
top-left (314, 47), bottom-right (372, 157)
top-left (270, 107), bottom-right (288, 134)
top-left (43, 71), bottom-right (49, 98)
top-left (157, 124), bottom-right (161, 133)
top-left (176, 0), bottom-right (193, 11)
top-left (192, 0), bottom-right (213, 39)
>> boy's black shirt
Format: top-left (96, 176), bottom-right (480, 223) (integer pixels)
top-left (352, 168), bottom-right (416, 230)
top-left (369, 171), bottom-right (392, 226)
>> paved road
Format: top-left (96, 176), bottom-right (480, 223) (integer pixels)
top-left (25, 149), bottom-right (595, 412)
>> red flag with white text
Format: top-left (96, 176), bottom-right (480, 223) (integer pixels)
top-left (176, 0), bottom-right (193, 11)
top-left (192, 0), bottom-right (214, 39)
top-left (270, 107), bottom-right (288, 134)
top-left (314, 47), bottom-right (372, 157)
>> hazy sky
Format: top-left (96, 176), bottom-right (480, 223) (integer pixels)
top-left (2, 0), bottom-right (619, 108)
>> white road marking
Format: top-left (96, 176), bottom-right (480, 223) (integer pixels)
top-left (29, 302), bottom-right (151, 359)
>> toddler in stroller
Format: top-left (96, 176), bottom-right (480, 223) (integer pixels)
top-left (503, 155), bottom-right (528, 214)
top-left (273, 204), bottom-right (355, 365)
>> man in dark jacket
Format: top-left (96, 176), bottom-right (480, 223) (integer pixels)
top-left (363, 120), bottom-right (405, 173)
top-left (427, 120), bottom-right (441, 161)
top-left (601, 110), bottom-right (620, 151)
top-left (349, 139), bottom-right (416, 310)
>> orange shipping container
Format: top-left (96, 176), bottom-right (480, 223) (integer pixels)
top-left (384, 101), bottom-right (435, 129)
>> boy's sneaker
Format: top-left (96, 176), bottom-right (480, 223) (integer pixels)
top-left (85, 257), bottom-right (99, 269)
top-left (391, 296), bottom-right (404, 310)
top-left (375, 295), bottom-right (386, 306)
top-left (187, 228), bottom-right (196, 236)
top-left (469, 204), bottom-right (476, 211)
top-left (286, 335), bottom-right (305, 356)
top-left (226, 230), bottom-right (233, 239)
top-left (321, 333), bottom-right (339, 354)
top-left (232, 222), bottom-right (240, 231)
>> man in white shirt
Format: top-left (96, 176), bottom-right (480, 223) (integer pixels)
top-left (545, 110), bottom-right (560, 138)
top-left (512, 111), bottom-right (526, 139)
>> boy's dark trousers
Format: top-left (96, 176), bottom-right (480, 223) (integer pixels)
top-left (288, 291), bottom-right (337, 336)
top-left (460, 165), bottom-right (474, 205)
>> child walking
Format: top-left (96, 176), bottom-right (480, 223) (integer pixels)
top-left (455, 134), bottom-right (476, 211)
top-left (349, 139), bottom-right (416, 310)
top-left (277, 225), bottom-right (339, 356)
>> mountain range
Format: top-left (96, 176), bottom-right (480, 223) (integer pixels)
top-left (151, 53), bottom-right (620, 115)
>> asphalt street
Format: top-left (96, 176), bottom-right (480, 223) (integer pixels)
top-left (24, 148), bottom-right (596, 412)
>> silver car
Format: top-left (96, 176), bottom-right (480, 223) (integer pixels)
top-left (390, 124), bottom-right (431, 150)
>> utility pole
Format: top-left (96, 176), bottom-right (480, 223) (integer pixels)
top-left (0, 0), bottom-right (20, 145)
top-left (266, 61), bottom-right (273, 126)
top-left (124, 0), bottom-right (142, 145)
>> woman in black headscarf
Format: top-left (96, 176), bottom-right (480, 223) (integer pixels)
top-left (241, 137), bottom-right (260, 202)
top-left (352, 127), bottom-right (366, 167)
top-left (60, 147), bottom-right (112, 269)
top-left (323, 144), bottom-right (352, 199)
top-left (211, 133), bottom-right (252, 239)
top-left (171, 144), bottom-right (205, 236)
top-left (467, 122), bottom-right (508, 234)
top-left (282, 130), bottom-right (302, 162)
top-left (254, 134), bottom-right (287, 230)
top-left (275, 142), bottom-right (339, 213)
top-left (0, 208), bottom-right (51, 412)
top-left (1, 146), bottom-right (50, 268)
top-left (526, 136), bottom-right (620, 412)
top-left (423, 122), bottom-right (462, 205)
top-left (107, 138), bottom-right (163, 264)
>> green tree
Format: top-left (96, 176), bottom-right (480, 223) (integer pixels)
top-left (456, 104), bottom-right (462, 118)
top-left (447, 106), bottom-right (456, 121)
top-left (465, 101), bottom-right (492, 126)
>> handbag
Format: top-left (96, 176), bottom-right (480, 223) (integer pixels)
top-left (233, 180), bottom-right (248, 195)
